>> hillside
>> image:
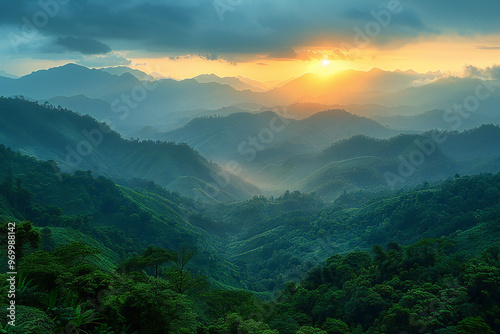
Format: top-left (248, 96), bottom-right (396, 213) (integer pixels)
top-left (0, 97), bottom-right (262, 202)
top-left (99, 66), bottom-right (156, 81)
top-left (193, 73), bottom-right (266, 92)
top-left (248, 127), bottom-right (500, 199)
top-left (373, 109), bottom-right (500, 131)
top-left (0, 144), bottom-right (499, 332)
top-left (155, 109), bottom-right (399, 165)
top-left (0, 64), bottom-right (282, 132)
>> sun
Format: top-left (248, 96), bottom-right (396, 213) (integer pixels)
top-left (321, 59), bottom-right (330, 66)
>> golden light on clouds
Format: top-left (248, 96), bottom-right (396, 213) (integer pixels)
top-left (129, 34), bottom-right (500, 81)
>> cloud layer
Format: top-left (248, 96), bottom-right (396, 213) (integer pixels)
top-left (55, 37), bottom-right (111, 55)
top-left (1, 0), bottom-right (499, 61)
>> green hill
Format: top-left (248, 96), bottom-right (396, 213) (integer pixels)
top-left (0, 97), bottom-right (262, 202)
top-left (0, 144), bottom-right (499, 333)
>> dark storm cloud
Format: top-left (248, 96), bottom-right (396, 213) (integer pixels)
top-left (55, 37), bottom-right (111, 55)
top-left (2, 0), bottom-right (499, 58)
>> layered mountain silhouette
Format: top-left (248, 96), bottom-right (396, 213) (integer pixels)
top-left (373, 109), bottom-right (500, 131)
top-left (138, 109), bottom-right (400, 163)
top-left (2, 64), bottom-right (499, 135)
top-left (269, 68), bottom-right (440, 102)
top-left (193, 74), bottom-right (266, 92)
top-left (0, 64), bottom-right (280, 132)
top-left (0, 97), bottom-right (261, 202)
top-left (100, 66), bottom-right (156, 81)
top-left (255, 126), bottom-right (500, 199)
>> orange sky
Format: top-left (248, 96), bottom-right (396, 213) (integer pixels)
top-left (131, 35), bottom-right (500, 81)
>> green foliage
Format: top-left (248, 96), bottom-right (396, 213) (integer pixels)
top-left (1, 141), bottom-right (500, 333)
top-left (296, 326), bottom-right (327, 334)
top-left (163, 248), bottom-right (208, 295)
top-left (456, 316), bottom-right (494, 334)
top-left (321, 318), bottom-right (350, 334)
top-left (0, 221), bottom-right (40, 258)
top-left (269, 241), bottom-right (500, 333)
top-left (0, 306), bottom-right (55, 334)
top-left (120, 279), bottom-right (197, 334)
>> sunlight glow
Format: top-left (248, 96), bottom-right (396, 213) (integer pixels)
top-left (321, 59), bottom-right (330, 66)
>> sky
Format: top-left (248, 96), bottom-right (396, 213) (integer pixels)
top-left (1, 0), bottom-right (500, 81)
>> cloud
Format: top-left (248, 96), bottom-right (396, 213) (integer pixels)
top-left (198, 54), bottom-right (219, 61)
top-left (55, 37), bottom-right (111, 55)
top-left (411, 77), bottom-right (440, 87)
top-left (167, 54), bottom-right (236, 64)
top-left (1, 0), bottom-right (500, 60)
top-left (464, 65), bottom-right (500, 80)
top-left (476, 46), bottom-right (500, 50)
top-left (266, 48), bottom-right (355, 62)
top-left (76, 53), bottom-right (131, 67)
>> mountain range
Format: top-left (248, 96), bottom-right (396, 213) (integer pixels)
top-left (2, 64), bottom-right (499, 135)
top-left (138, 109), bottom-right (400, 163)
top-left (0, 97), bottom-right (261, 202)
top-left (373, 109), bottom-right (500, 131)
top-left (2, 93), bottom-right (499, 201)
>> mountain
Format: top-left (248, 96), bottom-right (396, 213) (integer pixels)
top-left (193, 73), bottom-right (265, 92)
top-left (153, 109), bottom-right (399, 164)
top-left (372, 77), bottom-right (500, 113)
top-left (0, 70), bottom-right (19, 79)
top-left (47, 94), bottom-right (113, 122)
top-left (269, 68), bottom-right (440, 102)
top-left (193, 74), bottom-right (294, 92)
top-left (250, 134), bottom-right (454, 198)
top-left (265, 102), bottom-right (426, 119)
top-left (46, 95), bottom-right (261, 135)
top-left (249, 126), bottom-right (500, 199)
top-left (0, 63), bottom-right (141, 100)
top-left (236, 75), bottom-right (295, 90)
top-left (100, 66), bottom-right (156, 81)
top-left (2, 134), bottom-right (500, 333)
top-left (3, 64), bottom-right (497, 136)
top-left (268, 71), bottom-right (500, 120)
top-left (0, 97), bottom-right (262, 202)
top-left (267, 102), bottom-right (331, 119)
top-left (128, 105), bottom-right (260, 137)
top-left (0, 63), bottom-right (282, 132)
top-left (439, 124), bottom-right (500, 159)
top-left (373, 109), bottom-right (500, 131)
top-left (317, 76), bottom-right (500, 116)
top-left (327, 103), bottom-right (424, 117)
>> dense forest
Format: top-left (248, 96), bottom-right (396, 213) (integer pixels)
top-left (0, 145), bottom-right (499, 333)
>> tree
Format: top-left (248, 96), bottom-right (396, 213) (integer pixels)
top-left (456, 317), bottom-right (494, 334)
top-left (297, 326), bottom-right (327, 334)
top-left (119, 246), bottom-right (172, 278)
top-left (163, 248), bottom-right (207, 295)
top-left (321, 318), bottom-right (350, 334)
top-left (143, 246), bottom-right (172, 278)
top-left (51, 241), bottom-right (100, 265)
top-left (120, 279), bottom-right (196, 334)
top-left (0, 221), bottom-right (40, 259)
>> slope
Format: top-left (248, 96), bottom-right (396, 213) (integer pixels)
top-left (0, 97), bottom-right (262, 202)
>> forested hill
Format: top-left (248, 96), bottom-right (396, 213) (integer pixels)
top-left (0, 97), bottom-right (261, 202)
top-left (0, 144), bottom-right (499, 332)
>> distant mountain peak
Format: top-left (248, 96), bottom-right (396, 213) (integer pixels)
top-left (26, 63), bottom-right (95, 77)
top-left (194, 73), bottom-right (221, 80)
top-left (0, 70), bottom-right (19, 79)
top-left (305, 108), bottom-right (353, 119)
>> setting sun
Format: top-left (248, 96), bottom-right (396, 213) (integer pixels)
top-left (321, 59), bottom-right (331, 66)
